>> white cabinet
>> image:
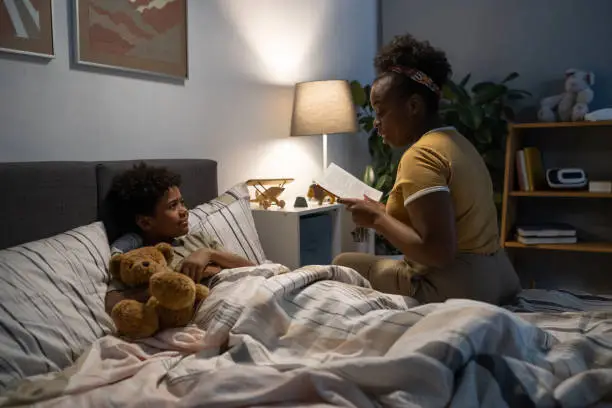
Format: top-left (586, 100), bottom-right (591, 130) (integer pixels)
top-left (252, 203), bottom-right (343, 270)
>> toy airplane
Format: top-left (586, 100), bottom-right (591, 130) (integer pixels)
top-left (246, 178), bottom-right (294, 209)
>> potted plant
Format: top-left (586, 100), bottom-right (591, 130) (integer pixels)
top-left (439, 72), bottom-right (531, 213)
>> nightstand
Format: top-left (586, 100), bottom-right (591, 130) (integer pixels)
top-left (251, 203), bottom-right (342, 270)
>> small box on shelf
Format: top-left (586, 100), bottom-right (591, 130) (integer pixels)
top-left (589, 181), bottom-right (612, 193)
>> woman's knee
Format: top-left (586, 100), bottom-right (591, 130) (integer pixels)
top-left (332, 252), bottom-right (376, 278)
top-left (332, 252), bottom-right (358, 266)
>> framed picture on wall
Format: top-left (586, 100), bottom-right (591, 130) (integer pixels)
top-left (0, 0), bottom-right (55, 58)
top-left (74, 0), bottom-right (188, 79)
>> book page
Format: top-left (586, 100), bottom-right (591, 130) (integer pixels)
top-left (314, 163), bottom-right (383, 201)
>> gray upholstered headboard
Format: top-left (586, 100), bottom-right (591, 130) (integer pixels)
top-left (0, 159), bottom-right (218, 249)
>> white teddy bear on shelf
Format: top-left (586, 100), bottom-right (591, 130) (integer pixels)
top-left (538, 69), bottom-right (595, 122)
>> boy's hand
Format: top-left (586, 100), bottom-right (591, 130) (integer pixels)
top-left (180, 248), bottom-right (218, 282)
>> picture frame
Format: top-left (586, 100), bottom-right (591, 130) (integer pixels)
top-left (74, 0), bottom-right (188, 79)
top-left (0, 0), bottom-right (55, 58)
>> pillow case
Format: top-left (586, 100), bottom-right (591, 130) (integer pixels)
top-left (188, 183), bottom-right (267, 264)
top-left (0, 222), bottom-right (113, 391)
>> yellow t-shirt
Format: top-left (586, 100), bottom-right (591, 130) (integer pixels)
top-left (386, 127), bottom-right (500, 255)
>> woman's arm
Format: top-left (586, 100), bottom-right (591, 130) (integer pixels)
top-left (374, 191), bottom-right (457, 268)
top-left (341, 191), bottom-right (457, 268)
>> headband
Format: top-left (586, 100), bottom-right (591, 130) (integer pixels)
top-left (388, 66), bottom-right (441, 96)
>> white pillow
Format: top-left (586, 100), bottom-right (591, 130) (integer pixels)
top-left (0, 222), bottom-right (113, 391)
top-left (189, 183), bottom-right (267, 264)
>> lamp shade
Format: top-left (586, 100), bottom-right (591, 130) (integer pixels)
top-left (290, 80), bottom-right (358, 136)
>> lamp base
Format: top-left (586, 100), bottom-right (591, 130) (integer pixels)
top-left (323, 133), bottom-right (328, 171)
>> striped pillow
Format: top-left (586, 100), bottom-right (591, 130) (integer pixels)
top-left (188, 183), bottom-right (267, 264)
top-left (0, 222), bottom-right (113, 391)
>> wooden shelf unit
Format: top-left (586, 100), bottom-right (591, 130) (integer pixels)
top-left (500, 121), bottom-right (612, 254)
top-left (510, 120), bottom-right (612, 129)
top-left (504, 241), bottom-right (612, 253)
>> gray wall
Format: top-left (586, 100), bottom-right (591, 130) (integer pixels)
top-left (381, 0), bottom-right (612, 118)
top-left (0, 0), bottom-right (377, 197)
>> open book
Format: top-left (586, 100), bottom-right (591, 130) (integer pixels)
top-left (314, 163), bottom-right (383, 201)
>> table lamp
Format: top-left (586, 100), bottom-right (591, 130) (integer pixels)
top-left (290, 80), bottom-right (358, 171)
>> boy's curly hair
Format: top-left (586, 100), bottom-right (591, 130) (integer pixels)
top-left (106, 163), bottom-right (182, 233)
top-left (374, 33), bottom-right (452, 112)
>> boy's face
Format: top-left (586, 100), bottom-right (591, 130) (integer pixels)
top-left (136, 186), bottom-right (189, 241)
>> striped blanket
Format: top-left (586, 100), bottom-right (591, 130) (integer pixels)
top-left (2, 264), bottom-right (612, 407)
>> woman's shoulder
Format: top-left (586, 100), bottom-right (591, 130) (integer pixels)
top-left (400, 133), bottom-right (452, 169)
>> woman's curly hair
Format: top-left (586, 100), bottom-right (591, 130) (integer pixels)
top-left (374, 33), bottom-right (452, 112)
top-left (106, 162), bottom-right (182, 233)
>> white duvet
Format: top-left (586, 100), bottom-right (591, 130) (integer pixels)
top-left (2, 263), bottom-right (612, 407)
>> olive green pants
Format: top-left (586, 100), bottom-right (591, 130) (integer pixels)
top-left (332, 250), bottom-right (521, 305)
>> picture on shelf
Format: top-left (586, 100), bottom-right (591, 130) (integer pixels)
top-left (0, 0), bottom-right (54, 57)
top-left (74, 0), bottom-right (188, 78)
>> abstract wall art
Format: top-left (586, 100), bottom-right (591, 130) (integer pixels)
top-left (0, 0), bottom-right (54, 57)
top-left (75, 0), bottom-right (188, 79)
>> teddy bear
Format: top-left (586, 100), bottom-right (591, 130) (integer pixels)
top-left (109, 243), bottom-right (210, 340)
top-left (538, 69), bottom-right (595, 122)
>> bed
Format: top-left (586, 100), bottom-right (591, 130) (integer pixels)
top-left (1, 159), bottom-right (612, 407)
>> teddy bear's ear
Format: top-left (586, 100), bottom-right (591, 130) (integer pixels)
top-left (586, 72), bottom-right (595, 86)
top-left (565, 68), bottom-right (577, 78)
top-left (155, 243), bottom-right (174, 263)
top-left (109, 254), bottom-right (123, 279)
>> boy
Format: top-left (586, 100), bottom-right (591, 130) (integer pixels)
top-left (104, 163), bottom-right (255, 315)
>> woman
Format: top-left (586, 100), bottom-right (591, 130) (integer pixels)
top-left (334, 34), bottom-right (521, 305)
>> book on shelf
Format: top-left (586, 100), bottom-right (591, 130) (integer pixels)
top-left (515, 223), bottom-right (577, 245)
top-left (516, 150), bottom-right (528, 191)
top-left (516, 223), bottom-right (576, 237)
top-left (515, 147), bottom-right (545, 191)
top-left (517, 235), bottom-right (577, 245)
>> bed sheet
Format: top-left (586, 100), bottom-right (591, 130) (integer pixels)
top-left (2, 264), bottom-right (612, 407)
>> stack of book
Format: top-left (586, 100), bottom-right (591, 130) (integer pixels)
top-left (516, 223), bottom-right (577, 245)
top-left (516, 147), bottom-right (545, 191)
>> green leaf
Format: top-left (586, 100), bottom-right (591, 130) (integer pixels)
top-left (510, 89), bottom-right (532, 96)
top-left (350, 80), bottom-right (366, 106)
top-left (441, 84), bottom-right (456, 101)
top-left (471, 81), bottom-right (496, 94)
top-left (363, 165), bottom-right (375, 186)
top-left (442, 109), bottom-right (461, 128)
top-left (375, 174), bottom-right (393, 190)
top-left (445, 80), bottom-right (470, 104)
top-left (458, 105), bottom-right (476, 129)
top-left (475, 127), bottom-right (492, 144)
top-left (473, 84), bottom-right (508, 105)
top-left (502, 72), bottom-right (519, 83)
top-left (459, 73), bottom-right (472, 88)
top-left (493, 192), bottom-right (503, 206)
top-left (471, 105), bottom-right (484, 129)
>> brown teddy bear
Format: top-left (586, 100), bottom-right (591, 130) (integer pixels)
top-left (109, 243), bottom-right (210, 340)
